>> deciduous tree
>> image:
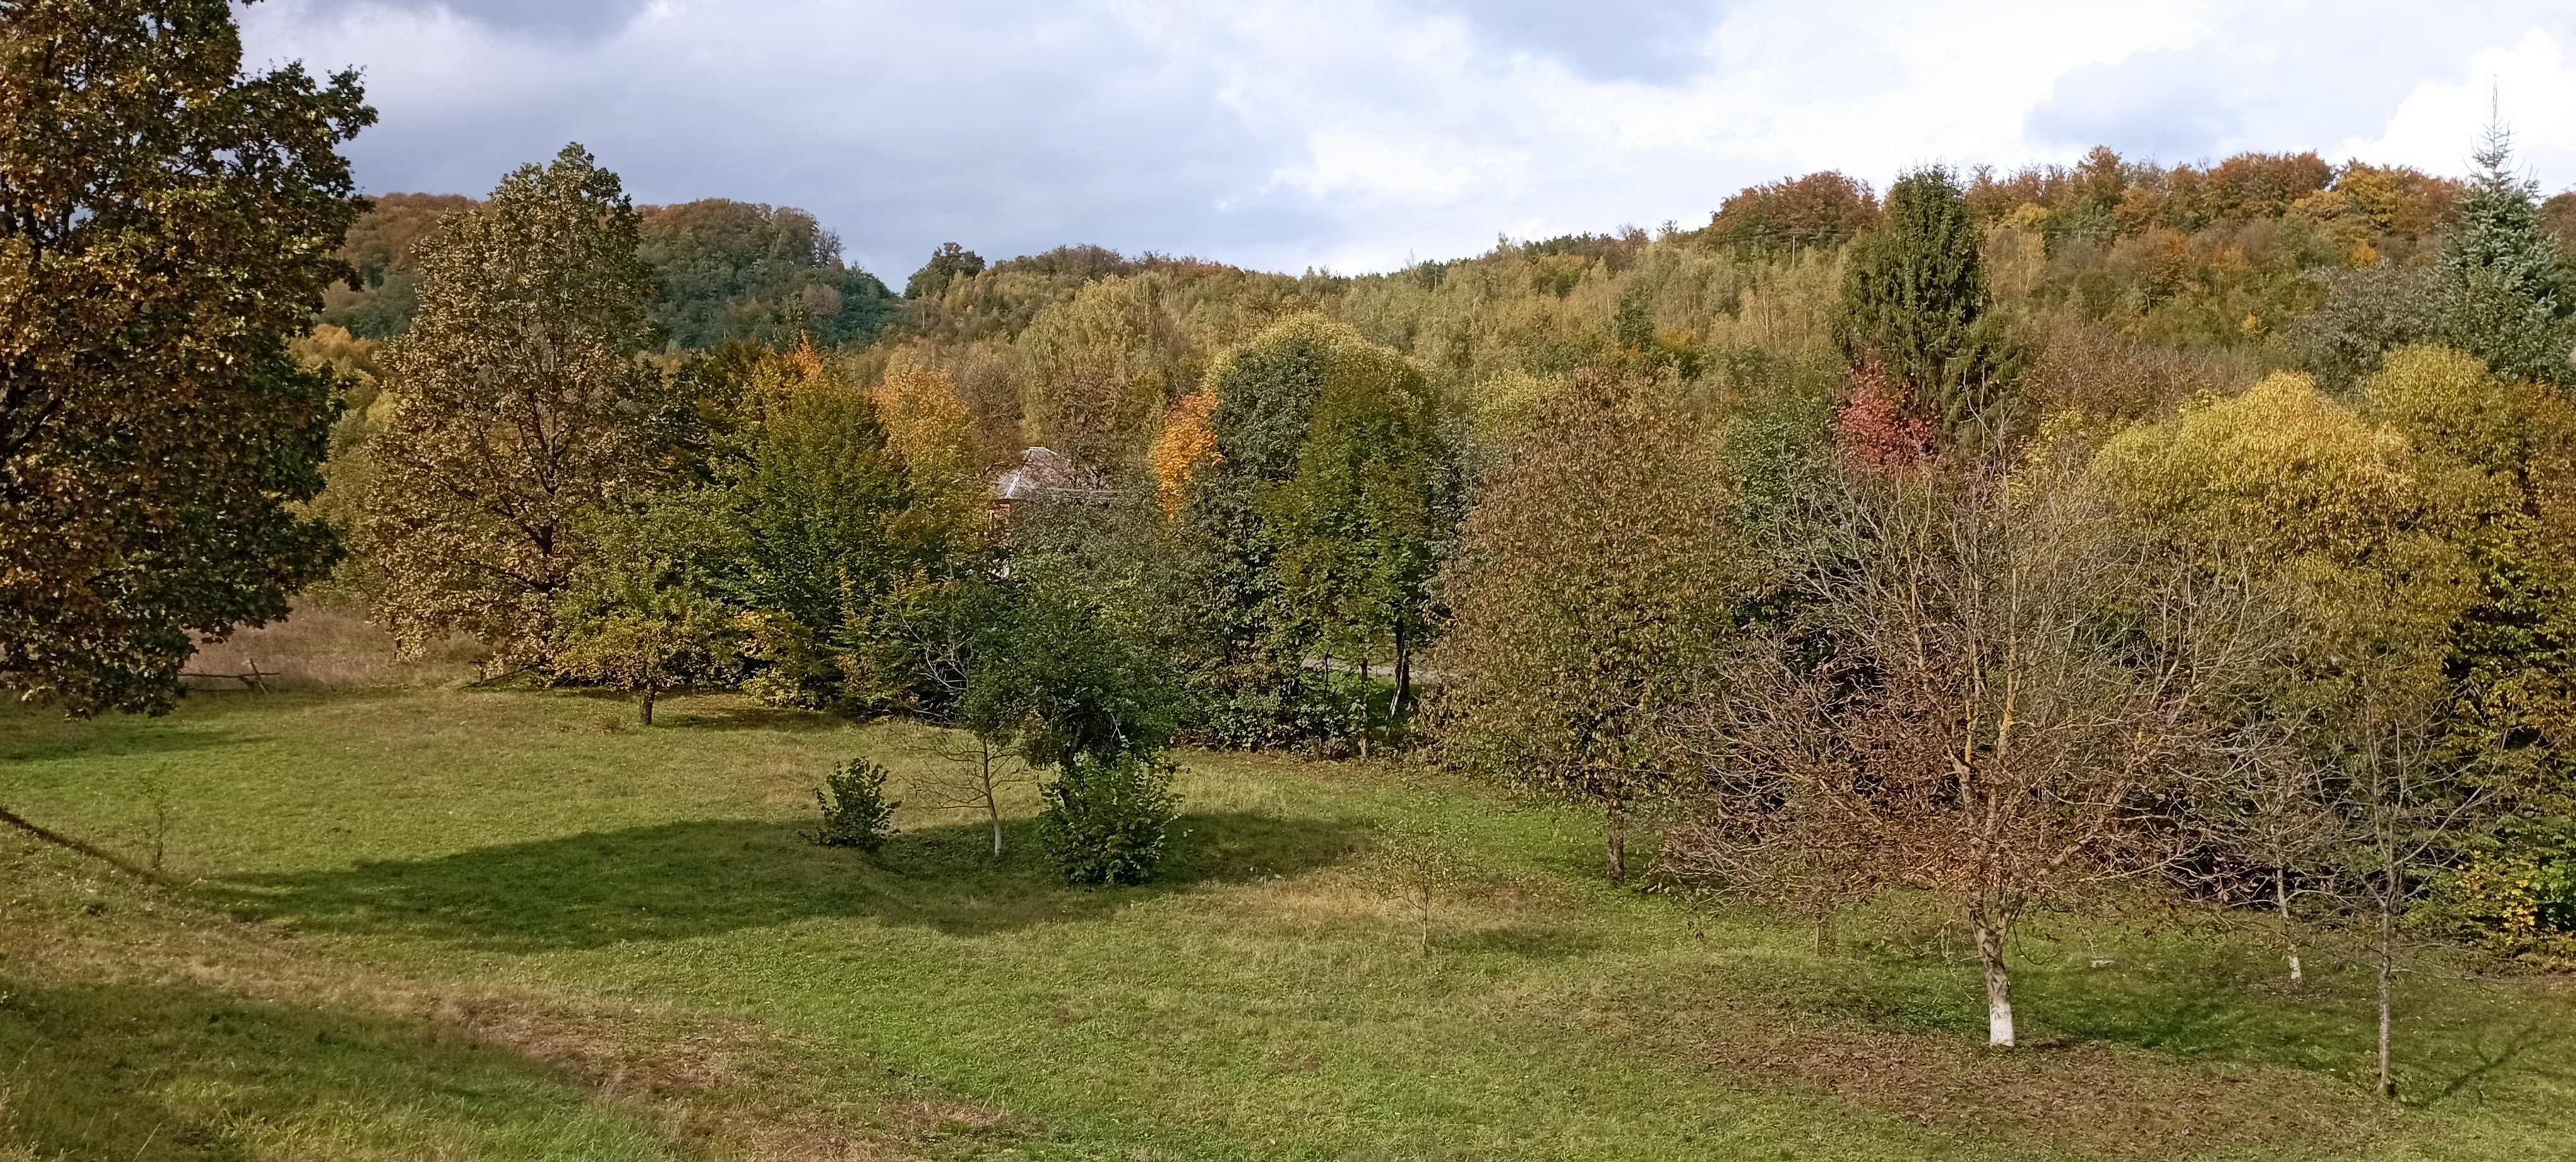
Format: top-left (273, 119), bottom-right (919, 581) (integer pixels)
top-left (1428, 375), bottom-right (1743, 880)
top-left (355, 145), bottom-right (661, 668)
top-left (550, 490), bottom-right (745, 724)
top-left (1820, 435), bottom-right (2271, 1048)
top-left (1, 0), bottom-right (373, 715)
top-left (1018, 273), bottom-right (1192, 472)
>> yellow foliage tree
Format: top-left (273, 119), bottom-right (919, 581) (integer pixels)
top-left (1017, 273), bottom-right (1191, 472)
top-left (1148, 388), bottom-right (1219, 515)
top-left (877, 362), bottom-right (990, 537)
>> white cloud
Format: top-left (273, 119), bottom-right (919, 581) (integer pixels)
top-left (241, 0), bottom-right (2576, 280)
top-left (2335, 29), bottom-right (2576, 186)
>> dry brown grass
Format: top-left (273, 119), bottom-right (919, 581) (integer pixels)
top-left (184, 603), bottom-right (481, 691)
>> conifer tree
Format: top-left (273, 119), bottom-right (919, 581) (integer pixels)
top-left (2433, 125), bottom-right (2574, 386)
top-left (1835, 167), bottom-right (2001, 433)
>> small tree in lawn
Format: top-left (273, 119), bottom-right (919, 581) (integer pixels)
top-left (2181, 716), bottom-right (2344, 983)
top-left (962, 558), bottom-right (1182, 883)
top-left (2326, 675), bottom-right (2486, 1099)
top-left (880, 570), bottom-right (1033, 859)
top-left (2092, 366), bottom-right (2488, 997)
top-left (808, 757), bottom-right (898, 853)
top-left (1668, 632), bottom-right (1883, 956)
top-left (549, 492), bottom-right (744, 724)
top-left (1361, 789), bottom-right (1481, 959)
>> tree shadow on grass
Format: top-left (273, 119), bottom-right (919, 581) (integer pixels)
top-left (0, 717), bottom-right (246, 764)
top-left (205, 811), bottom-right (1364, 950)
top-left (0, 977), bottom-right (659, 1161)
top-left (1823, 934), bottom-right (2576, 1113)
top-left (510, 688), bottom-right (850, 734)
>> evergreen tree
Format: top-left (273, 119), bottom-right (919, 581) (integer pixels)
top-left (2433, 126), bottom-right (2574, 386)
top-left (1834, 167), bottom-right (2001, 433)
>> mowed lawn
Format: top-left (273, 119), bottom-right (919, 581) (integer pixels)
top-left (3, 689), bottom-right (2571, 1160)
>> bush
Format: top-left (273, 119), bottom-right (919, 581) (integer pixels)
top-left (1037, 754), bottom-right (1180, 885)
top-left (807, 758), bottom-right (897, 851)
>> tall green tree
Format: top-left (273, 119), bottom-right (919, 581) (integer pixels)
top-left (2431, 126), bottom-right (2574, 386)
top-left (720, 350), bottom-right (934, 714)
top-left (1264, 348), bottom-right (1458, 728)
top-left (1176, 315), bottom-right (1423, 746)
top-left (355, 145), bottom-right (661, 667)
top-left (0, 0), bottom-right (373, 716)
top-left (1427, 376), bottom-right (1743, 880)
top-left (1835, 167), bottom-right (2001, 431)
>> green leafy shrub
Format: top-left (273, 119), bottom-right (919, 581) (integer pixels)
top-left (808, 758), bottom-right (897, 851)
top-left (1037, 755), bottom-right (1179, 885)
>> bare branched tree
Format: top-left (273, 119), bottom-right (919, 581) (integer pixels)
top-left (1667, 632), bottom-right (1884, 955)
top-left (1803, 441), bottom-right (2272, 1048)
top-left (2323, 678), bottom-right (2489, 1099)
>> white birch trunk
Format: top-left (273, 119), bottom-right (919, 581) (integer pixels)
top-left (1977, 919), bottom-right (2015, 1048)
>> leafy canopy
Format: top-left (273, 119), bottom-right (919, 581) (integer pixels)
top-left (0, 0), bottom-right (373, 714)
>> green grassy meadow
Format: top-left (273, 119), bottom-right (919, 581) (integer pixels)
top-left (3, 688), bottom-right (2570, 1160)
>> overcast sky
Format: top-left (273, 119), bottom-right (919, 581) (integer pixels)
top-left (239, 0), bottom-right (2576, 281)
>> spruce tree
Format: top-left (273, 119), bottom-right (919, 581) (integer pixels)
top-left (2433, 125), bottom-right (2574, 386)
top-left (1834, 167), bottom-right (2000, 433)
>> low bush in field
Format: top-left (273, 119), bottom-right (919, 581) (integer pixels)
top-left (1037, 755), bottom-right (1179, 885)
top-left (808, 758), bottom-right (897, 852)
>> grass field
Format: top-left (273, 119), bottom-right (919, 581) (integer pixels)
top-left (3, 688), bottom-right (2571, 1160)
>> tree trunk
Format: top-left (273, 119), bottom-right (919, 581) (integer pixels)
top-left (640, 683), bottom-right (656, 726)
top-left (2275, 870), bottom-right (2302, 984)
top-left (1604, 798), bottom-right (1628, 882)
top-left (1976, 917), bottom-right (2015, 1048)
top-left (1355, 656), bottom-right (1371, 761)
top-left (1389, 621), bottom-right (1410, 723)
top-left (2376, 895), bottom-right (2397, 1098)
top-left (981, 743), bottom-right (1004, 858)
